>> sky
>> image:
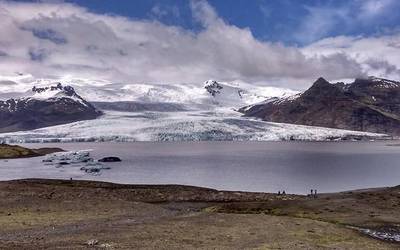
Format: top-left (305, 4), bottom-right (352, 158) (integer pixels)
top-left (0, 0), bottom-right (400, 89)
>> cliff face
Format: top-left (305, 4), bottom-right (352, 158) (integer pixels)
top-left (241, 77), bottom-right (400, 135)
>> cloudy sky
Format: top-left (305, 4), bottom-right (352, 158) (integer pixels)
top-left (0, 0), bottom-right (400, 89)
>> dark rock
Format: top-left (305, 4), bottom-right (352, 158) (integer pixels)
top-left (80, 167), bottom-right (101, 173)
top-left (98, 157), bottom-right (121, 162)
top-left (204, 80), bottom-right (223, 97)
top-left (58, 161), bottom-right (70, 165)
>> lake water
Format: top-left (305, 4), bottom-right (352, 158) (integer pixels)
top-left (1, 141), bottom-right (400, 194)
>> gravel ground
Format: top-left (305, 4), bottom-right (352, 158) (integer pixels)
top-left (0, 179), bottom-right (399, 249)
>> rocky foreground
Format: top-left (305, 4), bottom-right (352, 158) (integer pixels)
top-left (0, 179), bottom-right (399, 249)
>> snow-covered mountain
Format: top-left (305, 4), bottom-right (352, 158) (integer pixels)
top-left (76, 79), bottom-right (299, 111)
top-left (0, 83), bottom-right (102, 133)
top-left (0, 74), bottom-right (390, 142)
top-left (0, 74), bottom-right (297, 109)
top-left (30, 83), bottom-right (92, 106)
top-left (202, 80), bottom-right (297, 108)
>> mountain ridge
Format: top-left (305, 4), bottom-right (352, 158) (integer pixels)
top-left (240, 77), bottom-right (400, 135)
top-left (0, 83), bottom-right (102, 133)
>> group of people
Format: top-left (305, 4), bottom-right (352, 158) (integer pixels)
top-left (310, 189), bottom-right (318, 198)
top-left (276, 189), bottom-right (318, 197)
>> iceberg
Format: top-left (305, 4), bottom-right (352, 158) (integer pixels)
top-left (43, 150), bottom-right (112, 175)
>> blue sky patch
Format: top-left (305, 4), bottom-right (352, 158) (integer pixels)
top-left (52, 0), bottom-right (400, 45)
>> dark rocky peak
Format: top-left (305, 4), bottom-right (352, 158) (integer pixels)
top-left (32, 83), bottom-right (77, 97)
top-left (313, 77), bottom-right (330, 87)
top-left (204, 80), bottom-right (223, 97)
top-left (301, 77), bottom-right (343, 100)
top-left (32, 82), bottom-right (62, 93)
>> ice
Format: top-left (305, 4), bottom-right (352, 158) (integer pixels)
top-left (80, 162), bottom-right (111, 174)
top-left (0, 109), bottom-right (388, 143)
top-left (353, 226), bottom-right (400, 243)
top-left (43, 150), bottom-right (111, 175)
top-left (43, 150), bottom-right (92, 163)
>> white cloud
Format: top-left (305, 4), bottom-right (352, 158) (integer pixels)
top-left (295, 0), bottom-right (400, 44)
top-left (303, 34), bottom-right (400, 81)
top-left (358, 0), bottom-right (395, 19)
top-left (150, 4), bottom-right (180, 20)
top-left (0, 0), bottom-right (397, 90)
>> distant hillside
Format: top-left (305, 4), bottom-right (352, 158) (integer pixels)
top-left (240, 77), bottom-right (400, 135)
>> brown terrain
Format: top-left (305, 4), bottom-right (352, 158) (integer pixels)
top-left (0, 179), bottom-right (399, 249)
top-left (0, 144), bottom-right (63, 159)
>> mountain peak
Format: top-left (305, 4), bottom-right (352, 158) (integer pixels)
top-left (204, 80), bottom-right (223, 97)
top-left (32, 83), bottom-right (77, 98)
top-left (313, 77), bottom-right (330, 86)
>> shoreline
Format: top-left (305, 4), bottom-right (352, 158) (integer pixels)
top-left (5, 136), bottom-right (397, 143)
top-left (6, 138), bottom-right (400, 148)
top-left (0, 178), bottom-right (399, 249)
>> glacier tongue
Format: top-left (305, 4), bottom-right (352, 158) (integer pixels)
top-left (0, 109), bottom-right (387, 143)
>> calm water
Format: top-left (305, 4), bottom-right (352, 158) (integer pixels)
top-left (1, 141), bottom-right (400, 194)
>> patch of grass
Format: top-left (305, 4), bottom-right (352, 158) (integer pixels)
top-left (203, 206), bottom-right (219, 213)
top-left (0, 144), bottom-right (39, 159)
top-left (291, 229), bottom-right (364, 248)
top-left (0, 144), bottom-right (63, 159)
top-left (0, 210), bottom-right (115, 230)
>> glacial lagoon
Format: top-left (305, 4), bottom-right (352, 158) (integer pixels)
top-left (1, 141), bottom-right (400, 194)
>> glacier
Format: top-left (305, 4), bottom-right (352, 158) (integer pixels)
top-left (0, 108), bottom-right (387, 143)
